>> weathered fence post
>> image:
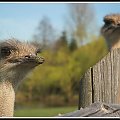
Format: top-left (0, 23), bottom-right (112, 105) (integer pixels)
top-left (79, 49), bottom-right (120, 109)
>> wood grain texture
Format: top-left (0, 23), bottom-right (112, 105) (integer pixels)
top-left (79, 68), bottom-right (92, 109)
top-left (79, 49), bottom-right (120, 109)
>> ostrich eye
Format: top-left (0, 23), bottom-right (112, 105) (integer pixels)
top-left (36, 48), bottom-right (41, 55)
top-left (1, 47), bottom-right (11, 57)
top-left (104, 20), bottom-right (113, 26)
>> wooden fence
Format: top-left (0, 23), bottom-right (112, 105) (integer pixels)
top-left (78, 48), bottom-right (120, 109)
top-left (58, 49), bottom-right (120, 117)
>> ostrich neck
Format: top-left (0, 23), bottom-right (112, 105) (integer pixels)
top-left (111, 39), bottom-right (120, 50)
top-left (0, 81), bottom-right (15, 117)
top-left (0, 66), bottom-right (32, 117)
top-left (106, 37), bottom-right (120, 51)
top-left (0, 63), bottom-right (35, 117)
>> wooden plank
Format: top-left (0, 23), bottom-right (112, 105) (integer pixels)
top-left (116, 54), bottom-right (120, 103)
top-left (79, 68), bottom-right (92, 109)
top-left (110, 49), bottom-right (115, 103)
top-left (93, 52), bottom-right (112, 104)
top-left (92, 61), bottom-right (101, 102)
top-left (104, 52), bottom-right (112, 103)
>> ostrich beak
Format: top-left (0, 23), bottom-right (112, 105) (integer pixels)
top-left (24, 55), bottom-right (45, 65)
top-left (35, 56), bottom-right (45, 64)
top-left (8, 55), bottom-right (45, 66)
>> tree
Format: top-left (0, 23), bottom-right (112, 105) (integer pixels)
top-left (33, 16), bottom-right (55, 48)
top-left (53, 31), bottom-right (68, 51)
top-left (69, 36), bottom-right (77, 51)
top-left (59, 31), bottom-right (68, 47)
top-left (66, 3), bottom-right (96, 46)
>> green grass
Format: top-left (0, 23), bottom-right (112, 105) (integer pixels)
top-left (14, 106), bottom-right (77, 117)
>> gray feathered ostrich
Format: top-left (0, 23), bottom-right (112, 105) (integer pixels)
top-left (0, 39), bottom-right (44, 117)
top-left (101, 13), bottom-right (120, 51)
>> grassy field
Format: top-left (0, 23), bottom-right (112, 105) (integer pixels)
top-left (14, 106), bottom-right (77, 117)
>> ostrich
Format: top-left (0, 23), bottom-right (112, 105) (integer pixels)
top-left (0, 39), bottom-right (45, 117)
top-left (101, 13), bottom-right (120, 51)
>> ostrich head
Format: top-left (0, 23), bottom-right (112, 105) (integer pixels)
top-left (0, 39), bottom-right (45, 89)
top-left (101, 13), bottom-right (120, 51)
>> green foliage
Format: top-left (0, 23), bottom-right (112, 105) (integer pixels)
top-left (16, 35), bottom-right (108, 107)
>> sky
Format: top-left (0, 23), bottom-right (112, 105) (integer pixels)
top-left (0, 2), bottom-right (120, 41)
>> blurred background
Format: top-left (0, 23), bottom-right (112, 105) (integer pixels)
top-left (0, 2), bottom-right (120, 117)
